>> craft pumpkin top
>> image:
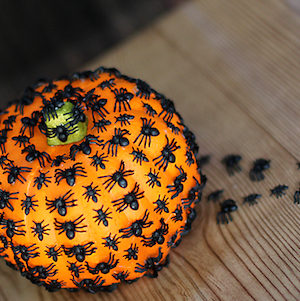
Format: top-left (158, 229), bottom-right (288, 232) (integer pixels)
top-left (0, 67), bottom-right (203, 293)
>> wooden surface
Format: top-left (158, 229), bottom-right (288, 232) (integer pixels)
top-left (1, 0), bottom-right (300, 300)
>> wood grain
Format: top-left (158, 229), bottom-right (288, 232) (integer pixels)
top-left (1, 0), bottom-right (300, 300)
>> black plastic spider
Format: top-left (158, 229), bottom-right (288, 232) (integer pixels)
top-left (136, 79), bottom-right (153, 99)
top-left (46, 190), bottom-right (77, 216)
top-left (51, 154), bottom-right (68, 167)
top-left (98, 78), bottom-right (115, 89)
top-left (55, 84), bottom-right (83, 99)
top-left (45, 245), bottom-right (62, 262)
top-left (20, 111), bottom-right (40, 137)
top-left (21, 144), bottom-right (51, 167)
top-left (123, 243), bottom-right (139, 261)
top-left (45, 279), bottom-right (66, 292)
top-left (133, 117), bottom-right (159, 148)
top-left (207, 189), bottom-right (224, 202)
top-left (102, 233), bottom-right (120, 251)
top-left (12, 135), bottom-right (30, 148)
top-left (222, 154), bottom-right (242, 176)
top-left (112, 88), bottom-right (133, 112)
top-left (146, 168), bottom-right (161, 188)
top-left (33, 170), bottom-right (52, 190)
top-left (153, 195), bottom-right (169, 214)
top-left (86, 253), bottom-right (119, 275)
top-left (14, 88), bottom-right (36, 115)
top-left (217, 199), bottom-right (238, 225)
top-left (3, 162), bottom-right (32, 184)
top-left (93, 205), bottom-right (112, 227)
top-left (64, 103), bottom-right (86, 125)
top-left (54, 214), bottom-right (87, 240)
top-left (250, 159), bottom-right (271, 181)
top-left (27, 263), bottom-right (58, 280)
top-left (112, 182), bottom-right (144, 212)
top-left (167, 122), bottom-right (180, 135)
top-left (3, 115), bottom-right (17, 129)
top-left (41, 97), bottom-right (65, 121)
top-left (0, 154), bottom-right (13, 168)
top-left (55, 162), bottom-right (87, 186)
top-left (167, 165), bottom-right (187, 199)
top-left (158, 97), bottom-right (176, 122)
top-left (92, 118), bottom-right (111, 133)
top-left (130, 147), bottom-right (149, 165)
top-left (13, 243), bottom-right (39, 262)
top-left (31, 220), bottom-right (50, 241)
top-left (196, 155), bottom-right (211, 169)
top-left (0, 129), bottom-right (11, 153)
top-left (113, 270), bottom-right (130, 282)
top-left (0, 189), bottom-right (18, 211)
top-left (98, 160), bottom-right (134, 192)
top-left (294, 189), bottom-right (300, 204)
top-left (119, 210), bottom-right (153, 238)
top-left (71, 70), bottom-right (99, 82)
top-left (68, 262), bottom-right (84, 278)
top-left (184, 148), bottom-right (195, 166)
top-left (102, 128), bottom-right (130, 157)
top-left (88, 151), bottom-right (108, 171)
top-left (82, 182), bottom-right (101, 203)
top-left (243, 193), bottom-right (261, 206)
top-left (71, 275), bottom-right (105, 294)
top-left (142, 218), bottom-right (169, 247)
top-left (270, 185), bottom-right (288, 198)
top-left (171, 204), bottom-right (183, 222)
top-left (153, 135), bottom-right (180, 171)
top-left (46, 123), bottom-right (78, 143)
top-left (115, 113), bottom-right (135, 126)
top-left (86, 94), bottom-right (109, 120)
top-left (70, 134), bottom-right (103, 159)
top-left (182, 177), bottom-right (201, 209)
top-left (64, 242), bottom-right (97, 262)
top-left (0, 217), bottom-right (26, 238)
top-left (142, 102), bottom-right (157, 117)
top-left (21, 194), bottom-right (38, 215)
top-left (42, 81), bottom-right (57, 93)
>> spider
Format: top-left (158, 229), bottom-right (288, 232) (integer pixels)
top-left (167, 165), bottom-right (187, 199)
top-left (102, 233), bottom-right (120, 251)
top-left (98, 78), bottom-right (116, 89)
top-left (270, 185), bottom-right (288, 198)
top-left (294, 187), bottom-right (300, 204)
top-left (68, 262), bottom-right (84, 278)
top-left (71, 275), bottom-right (105, 294)
top-left (113, 270), bottom-right (130, 282)
top-left (45, 279), bottom-right (66, 293)
top-left (130, 147), bottom-right (149, 165)
top-left (21, 194), bottom-right (38, 215)
top-left (112, 182), bottom-right (144, 212)
top-left (20, 111), bottom-right (40, 137)
top-left (70, 134), bottom-right (103, 159)
top-left (55, 162), bottom-right (87, 186)
top-left (3, 115), bottom-right (17, 129)
top-left (54, 214), bottom-right (87, 240)
top-left (123, 243), bottom-right (139, 261)
top-left (12, 135), bottom-right (30, 147)
top-left (92, 118), bottom-right (111, 132)
top-left (0, 189), bottom-right (18, 211)
top-left (51, 154), bottom-right (68, 167)
top-left (115, 113), bottom-right (135, 126)
top-left (64, 102), bottom-right (86, 125)
top-left (41, 97), bottom-right (65, 121)
top-left (45, 245), bottom-right (63, 262)
top-left (133, 117), bottom-right (159, 148)
top-left (82, 182), bottom-right (101, 203)
top-left (33, 170), bottom-right (52, 190)
top-left (166, 121), bottom-right (180, 135)
top-left (196, 154), bottom-right (211, 169)
top-left (136, 79), bottom-right (153, 99)
top-left (217, 199), bottom-right (238, 225)
top-left (55, 84), bottom-right (83, 99)
top-left (46, 123), bottom-right (78, 143)
top-left (31, 220), bottom-right (50, 241)
top-left (119, 209), bottom-right (153, 238)
top-left (171, 204), bottom-right (183, 222)
top-left (0, 235), bottom-right (8, 250)
top-left (153, 195), bottom-right (169, 214)
top-left (207, 189), bottom-right (224, 202)
top-left (27, 263), bottom-right (58, 280)
top-left (146, 168), bottom-right (161, 188)
top-left (0, 217), bottom-right (26, 238)
top-left (142, 102), bottom-right (157, 117)
top-left (98, 160), bottom-right (134, 192)
top-left (86, 253), bottom-right (119, 275)
top-left (86, 95), bottom-right (109, 120)
top-left (71, 70), bottom-right (99, 82)
top-left (158, 97), bottom-right (176, 122)
top-left (112, 88), bottom-right (133, 112)
top-left (41, 81), bottom-right (57, 93)
top-left (102, 128), bottom-right (130, 157)
top-left (243, 193), bottom-right (261, 206)
top-left (183, 125), bottom-right (199, 156)
top-left (0, 129), bottom-right (11, 153)
top-left (153, 135), bottom-right (180, 171)
top-left (14, 90), bottom-right (35, 115)
top-left (181, 176), bottom-right (201, 208)
top-left (0, 154), bottom-right (13, 168)
top-left (88, 151), bottom-right (108, 171)
top-left (3, 162), bottom-right (32, 184)
top-left (63, 242), bottom-right (97, 262)
top-left (93, 205), bottom-right (112, 226)
top-left (142, 218), bottom-right (169, 247)
top-left (250, 159), bottom-right (271, 181)
top-left (12, 244), bottom-right (39, 262)
top-left (21, 144), bottom-right (51, 167)
top-left (46, 190), bottom-right (77, 216)
top-left (222, 154), bottom-right (242, 176)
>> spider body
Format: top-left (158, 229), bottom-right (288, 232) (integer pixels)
top-left (115, 113), bottom-right (134, 126)
top-left (167, 165), bottom-right (187, 199)
top-left (216, 199), bottom-right (238, 224)
top-left (54, 215), bottom-right (87, 240)
top-left (112, 88), bottom-right (133, 112)
top-left (142, 102), bottom-right (157, 117)
top-left (20, 111), bottom-right (40, 138)
top-left (270, 185), bottom-right (288, 198)
top-left (70, 135), bottom-right (103, 159)
top-left (250, 159), bottom-right (270, 181)
top-left (142, 218), bottom-right (169, 247)
top-left (64, 242), bottom-right (97, 262)
top-left (134, 118), bottom-right (159, 148)
top-left (243, 193), bottom-right (261, 206)
top-left (55, 163), bottom-right (87, 186)
top-left (222, 154), bottom-right (242, 176)
top-left (21, 144), bottom-right (51, 167)
top-left (46, 190), bottom-right (77, 216)
top-left (207, 189), bottom-right (224, 202)
top-left (130, 147), bottom-right (149, 165)
top-left (86, 252), bottom-right (119, 275)
top-left (102, 128), bottom-right (130, 156)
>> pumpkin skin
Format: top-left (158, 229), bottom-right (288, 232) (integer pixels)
top-left (0, 67), bottom-right (204, 293)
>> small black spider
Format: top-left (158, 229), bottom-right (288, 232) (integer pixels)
top-left (158, 97), bottom-right (176, 122)
top-left (112, 270), bottom-right (130, 282)
top-left (142, 102), bottom-right (157, 117)
top-left (98, 78), bottom-right (116, 89)
top-left (119, 210), bottom-right (153, 238)
top-left (142, 218), bottom-right (169, 247)
top-left (0, 154), bottom-right (13, 168)
top-left (55, 162), bottom-right (87, 186)
top-left (31, 220), bottom-right (50, 241)
top-left (136, 79), bottom-right (153, 99)
top-left (0, 189), bottom-right (18, 211)
top-left (3, 115), bottom-right (17, 129)
top-left (21, 194), bottom-right (38, 215)
top-left (115, 113), bottom-right (135, 126)
top-left (166, 121), bottom-right (180, 135)
top-left (196, 155), bottom-right (211, 169)
top-left (82, 182), bottom-right (101, 203)
top-left (112, 88), bottom-right (133, 112)
top-left (67, 262), bottom-right (84, 278)
top-left (0, 217), bottom-right (26, 238)
top-left (102, 233), bottom-right (120, 251)
top-left (86, 252), bottom-right (119, 275)
top-left (123, 243), bottom-right (139, 261)
top-left (133, 117), bottom-right (159, 148)
top-left (14, 88), bottom-right (36, 115)
top-left (41, 97), bottom-right (65, 121)
top-left (20, 111), bottom-right (40, 138)
top-left (92, 118), bottom-right (111, 133)
top-left (64, 103), bottom-right (86, 125)
top-left (243, 193), bottom-right (261, 206)
top-left (12, 243), bottom-right (39, 262)
top-left (45, 245), bottom-right (62, 262)
top-left (3, 162), bottom-right (32, 184)
top-left (54, 214), bottom-right (87, 240)
top-left (45, 279), bottom-right (66, 292)
top-left (55, 84), bottom-right (83, 100)
top-left (51, 154), bottom-right (68, 167)
top-left (0, 129), bottom-right (11, 153)
top-left (12, 135), bottom-right (30, 148)
top-left (71, 70), bottom-right (99, 82)
top-left (167, 165), bottom-right (187, 199)
top-left (217, 199), bottom-right (238, 225)
top-left (130, 147), bottom-right (149, 165)
top-left (171, 204), bottom-right (183, 222)
top-left (98, 160), bottom-right (134, 192)
top-left (86, 93), bottom-right (109, 120)
top-left (28, 263), bottom-right (58, 280)
top-left (93, 205), bottom-right (112, 227)
top-left (21, 144), bottom-right (52, 167)
top-left (102, 128), bottom-right (130, 157)
top-left (207, 189), bottom-right (224, 202)
top-left (42, 81), bottom-right (58, 93)
top-left (153, 195), bottom-right (169, 214)
top-left (46, 123), bottom-right (78, 143)
top-left (153, 135), bottom-right (180, 171)
top-left (46, 190), bottom-right (77, 216)
top-left (64, 242), bottom-right (97, 262)
top-left (70, 134), bottom-right (103, 159)
top-left (112, 182), bottom-right (144, 212)
top-left (250, 159), bottom-right (271, 181)
top-left (182, 176), bottom-right (201, 209)
top-left (270, 185), bottom-right (288, 198)
top-left (294, 189), bottom-right (300, 204)
top-left (71, 275), bottom-right (105, 294)
top-left (222, 154), bottom-right (242, 176)
top-left (146, 168), bottom-right (161, 188)
top-left (33, 170), bottom-right (52, 190)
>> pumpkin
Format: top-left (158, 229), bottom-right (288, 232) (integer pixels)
top-left (0, 67), bottom-right (205, 293)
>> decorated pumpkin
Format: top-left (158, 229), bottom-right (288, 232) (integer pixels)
top-left (0, 67), bottom-right (205, 293)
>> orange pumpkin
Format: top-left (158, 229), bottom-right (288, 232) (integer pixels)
top-left (0, 67), bottom-right (204, 292)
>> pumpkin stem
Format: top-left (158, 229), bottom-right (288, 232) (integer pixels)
top-left (44, 101), bottom-right (88, 146)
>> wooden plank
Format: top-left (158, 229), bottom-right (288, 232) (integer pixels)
top-left (154, 0), bottom-right (300, 159)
